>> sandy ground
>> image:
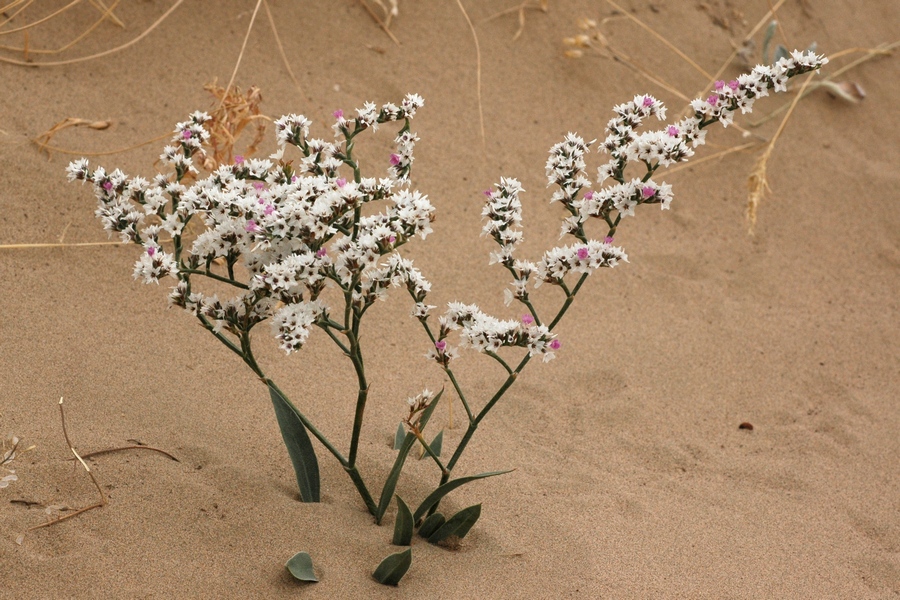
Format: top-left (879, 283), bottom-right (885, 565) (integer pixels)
top-left (1, 1), bottom-right (898, 598)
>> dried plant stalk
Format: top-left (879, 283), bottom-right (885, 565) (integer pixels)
top-left (201, 82), bottom-right (267, 170)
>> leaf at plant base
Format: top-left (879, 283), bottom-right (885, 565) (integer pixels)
top-left (269, 386), bottom-right (320, 502)
top-left (375, 389), bottom-right (444, 522)
top-left (417, 512), bottom-right (445, 539)
top-left (418, 429), bottom-right (443, 460)
top-left (413, 470), bottom-right (511, 523)
top-left (392, 495), bottom-right (413, 546)
top-left (427, 504), bottom-right (481, 544)
top-left (372, 548), bottom-right (412, 586)
top-left (285, 552), bottom-right (318, 582)
top-left (393, 422), bottom-right (405, 450)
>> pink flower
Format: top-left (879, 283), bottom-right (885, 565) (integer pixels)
top-left (667, 125), bottom-right (680, 137)
top-left (522, 314), bottom-right (534, 325)
top-left (435, 340), bottom-right (447, 351)
top-left (245, 219), bottom-right (259, 233)
top-left (102, 181), bottom-right (113, 191)
top-left (253, 182), bottom-right (264, 191)
top-left (642, 186), bottom-right (655, 198)
top-left (604, 236), bottom-right (614, 244)
top-left (336, 178), bottom-right (347, 188)
top-left (708, 94), bottom-right (719, 106)
top-left (483, 189), bottom-right (493, 197)
top-left (388, 235), bottom-right (396, 244)
top-left (182, 130), bottom-right (192, 139)
top-left (264, 204), bottom-right (275, 215)
top-left (577, 247), bottom-right (589, 260)
top-left (291, 175), bottom-right (298, 183)
top-left (714, 80), bottom-right (725, 91)
top-left (642, 96), bottom-right (654, 107)
top-left (316, 248), bottom-right (327, 258)
top-left (390, 154), bottom-right (401, 166)
top-left (333, 109), bottom-right (343, 119)
top-left (728, 79), bottom-right (740, 91)
top-left (549, 339), bottom-right (561, 350)
top-left (584, 190), bottom-right (594, 200)
top-left (147, 247), bottom-right (156, 257)
top-left (235, 155), bottom-right (244, 164)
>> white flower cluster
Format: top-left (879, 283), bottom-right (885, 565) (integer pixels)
top-left (482, 177), bottom-right (525, 267)
top-left (535, 240), bottom-right (627, 286)
top-left (440, 302), bottom-right (559, 362)
top-left (70, 95), bottom-right (432, 354)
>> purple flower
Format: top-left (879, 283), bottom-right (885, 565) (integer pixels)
top-left (642, 186), bottom-right (655, 198)
top-left (577, 247), bottom-right (589, 260)
top-left (584, 190), bottom-right (594, 200)
top-left (435, 340), bottom-right (447, 351)
top-left (102, 181), bottom-right (113, 191)
top-left (642, 96), bottom-right (654, 107)
top-left (549, 339), bottom-right (561, 350)
top-left (522, 314), bottom-right (534, 325)
top-left (147, 247), bottom-right (156, 257)
top-left (390, 154), bottom-right (401, 166)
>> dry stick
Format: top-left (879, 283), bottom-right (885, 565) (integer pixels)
top-left (76, 445), bottom-right (179, 462)
top-left (455, 0), bottom-right (485, 149)
top-left (766, 0), bottom-right (791, 50)
top-left (26, 398), bottom-right (107, 533)
top-left (0, 0), bottom-right (183, 67)
top-left (481, 1), bottom-right (548, 41)
top-left (357, 0), bottom-right (400, 46)
top-left (749, 41), bottom-right (898, 127)
top-left (0, 0), bottom-right (122, 55)
top-left (28, 132), bottom-right (170, 159)
top-left (88, 0), bottom-right (124, 28)
top-left (0, 0), bottom-right (81, 36)
top-left (605, 0), bottom-right (713, 80)
top-left (220, 0), bottom-right (262, 111)
top-left (0, 0), bottom-right (36, 31)
top-left (262, 0), bottom-right (306, 100)
top-left (0, 241), bottom-right (122, 249)
top-left (746, 71), bottom-right (816, 231)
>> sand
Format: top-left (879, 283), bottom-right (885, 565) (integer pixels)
top-left (1, 1), bottom-right (898, 597)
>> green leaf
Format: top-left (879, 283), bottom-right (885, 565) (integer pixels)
top-left (375, 389), bottom-right (444, 523)
top-left (372, 548), bottom-right (412, 586)
top-left (417, 513), bottom-right (445, 539)
top-left (427, 504), bottom-right (481, 544)
top-left (392, 495), bottom-right (413, 546)
top-left (774, 44), bottom-right (789, 64)
top-left (418, 429), bottom-right (444, 460)
top-left (285, 552), bottom-right (318, 582)
top-left (393, 422), bottom-right (405, 450)
top-left (413, 470), bottom-right (511, 523)
top-left (269, 386), bottom-right (320, 502)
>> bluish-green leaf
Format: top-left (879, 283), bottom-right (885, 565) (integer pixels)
top-left (375, 389), bottom-right (444, 522)
top-left (413, 470), bottom-right (511, 524)
top-left (417, 513), bottom-right (445, 539)
top-left (372, 548), bottom-right (412, 586)
top-left (269, 386), bottom-right (320, 502)
top-left (285, 552), bottom-right (318, 582)
top-left (392, 495), bottom-right (413, 546)
top-left (393, 422), bottom-right (405, 450)
top-left (774, 44), bottom-right (789, 64)
top-left (427, 504), bottom-right (481, 544)
top-left (419, 429), bottom-right (444, 460)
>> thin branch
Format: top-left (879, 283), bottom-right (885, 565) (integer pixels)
top-left (220, 0), bottom-right (263, 110)
top-left (455, 0), bottom-right (485, 149)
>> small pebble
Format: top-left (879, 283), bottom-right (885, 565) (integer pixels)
top-left (738, 422), bottom-right (754, 431)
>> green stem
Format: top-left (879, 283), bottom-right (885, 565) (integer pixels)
top-left (182, 268), bottom-right (250, 289)
top-left (416, 431), bottom-right (448, 477)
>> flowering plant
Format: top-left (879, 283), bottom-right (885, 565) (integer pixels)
top-left (68, 50), bottom-right (826, 584)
